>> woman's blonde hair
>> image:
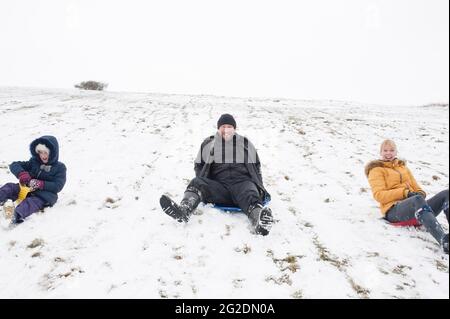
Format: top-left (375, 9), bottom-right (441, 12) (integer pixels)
top-left (380, 139), bottom-right (397, 154)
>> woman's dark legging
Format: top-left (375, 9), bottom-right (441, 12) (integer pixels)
top-left (386, 190), bottom-right (449, 245)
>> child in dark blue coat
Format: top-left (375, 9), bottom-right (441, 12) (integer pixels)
top-left (0, 136), bottom-right (67, 224)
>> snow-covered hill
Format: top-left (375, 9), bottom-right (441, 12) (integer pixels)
top-left (0, 87), bottom-right (448, 298)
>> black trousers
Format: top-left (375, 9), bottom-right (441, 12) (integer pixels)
top-left (188, 177), bottom-right (262, 214)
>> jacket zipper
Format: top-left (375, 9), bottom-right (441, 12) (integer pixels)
top-left (391, 166), bottom-right (406, 190)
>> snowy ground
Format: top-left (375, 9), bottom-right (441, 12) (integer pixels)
top-left (0, 87), bottom-right (448, 299)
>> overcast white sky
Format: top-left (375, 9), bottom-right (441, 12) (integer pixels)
top-left (0, 0), bottom-right (448, 105)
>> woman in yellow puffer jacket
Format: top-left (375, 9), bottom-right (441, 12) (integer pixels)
top-left (365, 140), bottom-right (449, 254)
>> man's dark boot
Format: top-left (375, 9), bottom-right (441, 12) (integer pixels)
top-left (248, 203), bottom-right (273, 236)
top-left (160, 187), bottom-right (202, 223)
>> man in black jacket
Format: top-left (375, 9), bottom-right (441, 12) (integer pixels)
top-left (160, 114), bottom-right (273, 235)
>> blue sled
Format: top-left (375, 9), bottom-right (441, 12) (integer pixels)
top-left (213, 198), bottom-right (271, 213)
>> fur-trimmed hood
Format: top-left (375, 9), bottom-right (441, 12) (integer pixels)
top-left (29, 136), bottom-right (60, 165)
top-left (364, 158), bottom-right (407, 177)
